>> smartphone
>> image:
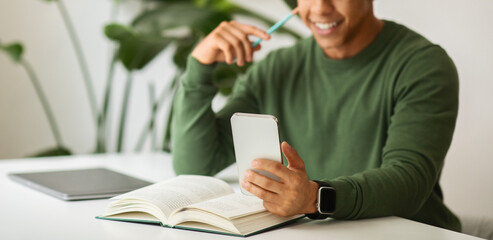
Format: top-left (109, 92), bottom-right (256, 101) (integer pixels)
top-left (230, 113), bottom-right (282, 195)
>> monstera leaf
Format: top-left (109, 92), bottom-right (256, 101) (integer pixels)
top-left (131, 2), bottom-right (230, 37)
top-left (0, 42), bottom-right (24, 63)
top-left (104, 23), bottom-right (171, 71)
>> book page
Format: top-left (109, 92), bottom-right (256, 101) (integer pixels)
top-left (110, 175), bottom-right (234, 219)
top-left (179, 193), bottom-right (266, 220)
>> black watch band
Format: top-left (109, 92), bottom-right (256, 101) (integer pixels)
top-left (305, 180), bottom-right (335, 220)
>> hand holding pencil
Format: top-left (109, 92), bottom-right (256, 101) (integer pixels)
top-left (191, 8), bottom-right (299, 66)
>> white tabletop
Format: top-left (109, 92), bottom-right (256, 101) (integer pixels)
top-left (0, 153), bottom-right (481, 240)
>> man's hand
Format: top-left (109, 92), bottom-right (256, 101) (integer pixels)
top-left (191, 21), bottom-right (270, 66)
top-left (241, 141), bottom-right (319, 216)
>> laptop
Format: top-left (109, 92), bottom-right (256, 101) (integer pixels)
top-left (8, 167), bottom-right (152, 201)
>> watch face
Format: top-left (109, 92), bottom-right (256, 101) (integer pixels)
top-left (319, 187), bottom-right (336, 214)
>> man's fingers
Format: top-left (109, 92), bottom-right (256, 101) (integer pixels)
top-left (281, 141), bottom-right (305, 170)
top-left (230, 21), bottom-right (269, 57)
top-left (217, 30), bottom-right (245, 66)
top-left (243, 170), bottom-right (283, 193)
top-left (191, 20), bottom-right (268, 65)
top-left (251, 159), bottom-right (291, 181)
top-left (215, 34), bottom-right (234, 64)
top-left (231, 21), bottom-right (271, 40)
top-left (253, 44), bottom-right (262, 52)
top-left (263, 201), bottom-right (291, 217)
top-left (223, 24), bottom-right (253, 63)
top-left (241, 180), bottom-right (278, 202)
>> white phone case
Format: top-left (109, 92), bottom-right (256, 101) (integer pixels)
top-left (230, 113), bottom-right (282, 195)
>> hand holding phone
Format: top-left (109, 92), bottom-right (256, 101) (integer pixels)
top-left (230, 113), bottom-right (282, 195)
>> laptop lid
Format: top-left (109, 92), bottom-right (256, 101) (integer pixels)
top-left (9, 167), bottom-right (152, 201)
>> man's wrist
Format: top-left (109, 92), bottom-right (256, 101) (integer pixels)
top-left (304, 180), bottom-right (319, 214)
top-left (191, 52), bottom-right (216, 66)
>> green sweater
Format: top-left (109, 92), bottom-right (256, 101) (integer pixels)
top-left (171, 21), bottom-right (461, 232)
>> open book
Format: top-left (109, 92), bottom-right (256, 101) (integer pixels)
top-left (97, 175), bottom-right (303, 237)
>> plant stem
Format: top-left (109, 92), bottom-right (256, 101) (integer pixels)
top-left (162, 98), bottom-right (174, 153)
top-left (134, 75), bottom-right (175, 152)
top-left (96, 54), bottom-right (117, 153)
top-left (162, 71), bottom-right (182, 152)
top-left (57, 0), bottom-right (98, 125)
top-left (134, 82), bottom-right (157, 152)
top-left (149, 83), bottom-right (157, 150)
top-left (21, 60), bottom-right (64, 148)
top-left (110, 0), bottom-right (120, 22)
top-left (116, 72), bottom-right (134, 152)
top-left (95, 1), bottom-right (122, 153)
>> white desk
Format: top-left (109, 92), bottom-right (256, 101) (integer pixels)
top-left (0, 153), bottom-right (481, 240)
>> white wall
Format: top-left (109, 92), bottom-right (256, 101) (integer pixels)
top-left (0, 0), bottom-right (176, 156)
top-left (0, 0), bottom-right (492, 218)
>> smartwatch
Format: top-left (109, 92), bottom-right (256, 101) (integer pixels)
top-left (305, 180), bottom-right (336, 220)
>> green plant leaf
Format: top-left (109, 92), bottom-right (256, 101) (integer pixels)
top-left (105, 23), bottom-right (171, 71)
top-left (0, 42), bottom-right (24, 63)
top-left (146, 0), bottom-right (192, 3)
top-left (30, 146), bottom-right (72, 157)
top-left (109, 2), bottom-right (233, 71)
top-left (194, 0), bottom-right (233, 10)
top-left (131, 3), bottom-right (230, 37)
top-left (104, 23), bottom-right (133, 41)
top-left (283, 0), bottom-right (297, 9)
top-left (172, 36), bottom-right (197, 69)
top-left (120, 36), bottom-right (171, 71)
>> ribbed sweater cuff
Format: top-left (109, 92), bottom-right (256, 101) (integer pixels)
top-left (325, 178), bottom-right (358, 219)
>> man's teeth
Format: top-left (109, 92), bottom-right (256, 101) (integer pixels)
top-left (315, 22), bottom-right (338, 30)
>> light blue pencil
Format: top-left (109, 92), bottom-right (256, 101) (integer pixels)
top-left (252, 8), bottom-right (299, 47)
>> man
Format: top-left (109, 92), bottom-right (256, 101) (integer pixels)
top-left (171, 0), bottom-right (461, 232)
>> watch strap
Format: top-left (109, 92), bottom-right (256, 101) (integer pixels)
top-left (305, 180), bottom-right (334, 220)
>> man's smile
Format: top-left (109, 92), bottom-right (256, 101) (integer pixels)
top-left (311, 19), bottom-right (343, 35)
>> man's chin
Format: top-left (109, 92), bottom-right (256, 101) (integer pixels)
top-left (314, 39), bottom-right (344, 53)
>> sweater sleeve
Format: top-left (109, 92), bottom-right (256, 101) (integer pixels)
top-left (171, 55), bottom-right (261, 176)
top-left (325, 46), bottom-right (459, 220)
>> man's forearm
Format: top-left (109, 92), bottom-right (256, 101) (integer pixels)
top-left (325, 150), bottom-right (439, 220)
top-left (171, 56), bottom-right (233, 176)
